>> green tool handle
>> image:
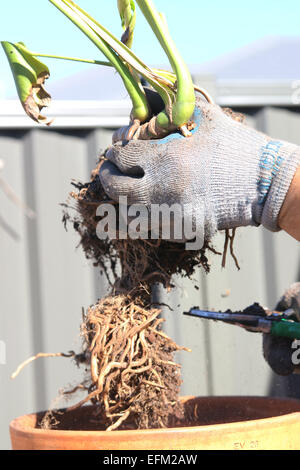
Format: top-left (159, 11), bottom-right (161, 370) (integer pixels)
top-left (271, 320), bottom-right (300, 340)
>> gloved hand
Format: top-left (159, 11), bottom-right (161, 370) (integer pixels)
top-left (100, 96), bottom-right (300, 247)
top-left (263, 283), bottom-right (300, 375)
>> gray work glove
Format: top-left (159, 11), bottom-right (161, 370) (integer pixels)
top-left (100, 97), bottom-right (300, 247)
top-left (263, 283), bottom-right (300, 375)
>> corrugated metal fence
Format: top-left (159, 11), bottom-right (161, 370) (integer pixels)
top-left (0, 105), bottom-right (299, 449)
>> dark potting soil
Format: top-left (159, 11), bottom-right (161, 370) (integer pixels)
top-left (35, 396), bottom-right (300, 431)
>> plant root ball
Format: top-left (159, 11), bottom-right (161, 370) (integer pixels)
top-left (74, 295), bottom-right (187, 431)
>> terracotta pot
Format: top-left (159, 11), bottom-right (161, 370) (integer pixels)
top-left (10, 396), bottom-right (300, 450)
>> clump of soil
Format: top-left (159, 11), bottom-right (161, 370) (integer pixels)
top-left (64, 159), bottom-right (216, 290)
top-left (60, 156), bottom-right (219, 431)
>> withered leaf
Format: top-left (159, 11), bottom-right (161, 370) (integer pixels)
top-left (1, 41), bottom-right (52, 125)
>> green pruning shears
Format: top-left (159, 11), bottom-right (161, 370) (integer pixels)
top-left (184, 303), bottom-right (300, 339)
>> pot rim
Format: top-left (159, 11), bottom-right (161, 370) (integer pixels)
top-left (10, 395), bottom-right (300, 438)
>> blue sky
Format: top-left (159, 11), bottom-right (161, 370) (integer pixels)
top-left (1, 0), bottom-right (300, 98)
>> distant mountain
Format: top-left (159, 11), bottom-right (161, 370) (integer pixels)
top-left (191, 36), bottom-right (300, 81)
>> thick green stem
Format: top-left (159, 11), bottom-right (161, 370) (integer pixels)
top-left (49, 0), bottom-right (149, 122)
top-left (136, 0), bottom-right (195, 127)
top-left (118, 0), bottom-right (136, 48)
top-left (56, 0), bottom-right (175, 126)
top-left (118, 0), bottom-right (143, 112)
top-left (61, 0), bottom-right (173, 111)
